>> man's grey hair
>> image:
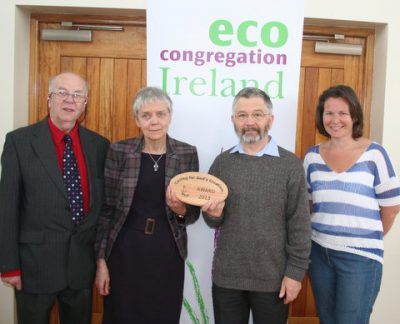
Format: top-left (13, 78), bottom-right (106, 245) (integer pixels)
top-left (133, 86), bottom-right (173, 118)
top-left (48, 72), bottom-right (89, 95)
top-left (232, 87), bottom-right (273, 114)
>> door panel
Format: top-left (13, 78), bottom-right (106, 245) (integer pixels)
top-left (295, 26), bottom-right (374, 159)
top-left (30, 16), bottom-right (146, 143)
top-left (29, 15), bottom-right (374, 324)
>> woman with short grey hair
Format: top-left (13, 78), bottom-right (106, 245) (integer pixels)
top-left (95, 86), bottom-right (200, 323)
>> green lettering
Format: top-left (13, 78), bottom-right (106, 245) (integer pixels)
top-left (237, 21), bottom-right (258, 47)
top-left (161, 67), bottom-right (170, 93)
top-left (210, 68), bottom-right (217, 96)
top-left (220, 79), bottom-right (235, 97)
top-left (160, 68), bottom-right (285, 99)
top-left (189, 77), bottom-right (206, 96)
top-left (261, 22), bottom-right (288, 48)
top-left (264, 71), bottom-right (284, 99)
top-left (209, 20), bottom-right (233, 46)
top-left (173, 76), bottom-right (188, 95)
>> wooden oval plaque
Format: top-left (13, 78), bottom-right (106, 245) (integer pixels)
top-left (170, 172), bottom-right (228, 206)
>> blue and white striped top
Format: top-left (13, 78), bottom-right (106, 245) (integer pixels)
top-left (303, 142), bottom-right (400, 264)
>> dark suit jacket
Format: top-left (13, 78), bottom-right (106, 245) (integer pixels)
top-left (95, 135), bottom-right (200, 261)
top-left (0, 118), bottom-right (109, 294)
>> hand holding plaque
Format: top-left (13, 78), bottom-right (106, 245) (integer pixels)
top-left (170, 172), bottom-right (228, 206)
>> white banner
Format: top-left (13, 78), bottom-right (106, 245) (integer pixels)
top-left (147, 1), bottom-right (304, 322)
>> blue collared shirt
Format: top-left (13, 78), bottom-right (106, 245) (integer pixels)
top-left (230, 137), bottom-right (280, 157)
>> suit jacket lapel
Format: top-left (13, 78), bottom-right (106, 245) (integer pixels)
top-left (165, 136), bottom-right (179, 190)
top-left (121, 139), bottom-right (142, 216)
top-left (31, 119), bottom-right (67, 198)
top-left (79, 127), bottom-right (96, 209)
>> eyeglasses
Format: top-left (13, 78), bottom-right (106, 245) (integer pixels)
top-left (234, 112), bottom-right (270, 122)
top-left (51, 90), bottom-right (87, 103)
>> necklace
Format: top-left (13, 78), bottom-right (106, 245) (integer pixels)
top-left (148, 153), bottom-right (164, 172)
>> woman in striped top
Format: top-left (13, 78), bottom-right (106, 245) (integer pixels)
top-left (303, 85), bottom-right (400, 324)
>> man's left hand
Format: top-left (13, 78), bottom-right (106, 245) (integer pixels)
top-left (1, 276), bottom-right (22, 290)
top-left (279, 276), bottom-right (301, 304)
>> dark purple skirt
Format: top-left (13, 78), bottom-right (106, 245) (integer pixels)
top-left (103, 223), bottom-right (184, 324)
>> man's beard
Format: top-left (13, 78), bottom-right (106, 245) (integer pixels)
top-left (235, 125), bottom-right (269, 144)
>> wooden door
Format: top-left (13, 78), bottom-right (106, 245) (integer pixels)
top-left (288, 25), bottom-right (374, 324)
top-left (295, 25), bottom-right (374, 160)
top-left (29, 15), bottom-right (374, 324)
top-left (29, 14), bottom-right (147, 142)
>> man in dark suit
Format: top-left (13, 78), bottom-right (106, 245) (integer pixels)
top-left (0, 72), bottom-right (109, 324)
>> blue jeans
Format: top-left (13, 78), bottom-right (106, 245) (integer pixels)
top-left (309, 242), bottom-right (382, 324)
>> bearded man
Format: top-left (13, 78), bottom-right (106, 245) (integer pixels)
top-left (202, 87), bottom-right (311, 324)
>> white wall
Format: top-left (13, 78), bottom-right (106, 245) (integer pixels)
top-left (1, 0), bottom-right (400, 323)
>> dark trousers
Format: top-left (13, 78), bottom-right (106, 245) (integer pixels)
top-left (15, 287), bottom-right (92, 324)
top-left (212, 283), bottom-right (288, 324)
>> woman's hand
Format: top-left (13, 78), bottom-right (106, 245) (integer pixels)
top-left (95, 258), bottom-right (110, 296)
top-left (166, 185), bottom-right (187, 216)
top-left (381, 205), bottom-right (400, 235)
